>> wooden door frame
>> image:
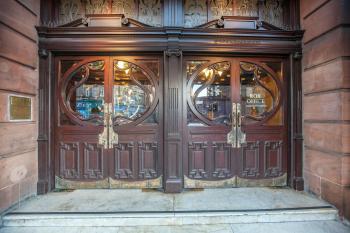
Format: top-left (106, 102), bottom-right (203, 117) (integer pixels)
top-left (36, 24), bottom-right (304, 193)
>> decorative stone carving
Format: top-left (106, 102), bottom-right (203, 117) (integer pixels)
top-left (262, 0), bottom-right (284, 28)
top-left (184, 0), bottom-right (207, 28)
top-left (233, 0), bottom-right (258, 17)
top-left (59, 0), bottom-right (83, 25)
top-left (85, 0), bottom-right (110, 14)
top-left (138, 0), bottom-right (162, 27)
top-left (209, 0), bottom-right (233, 21)
top-left (111, 0), bottom-right (137, 19)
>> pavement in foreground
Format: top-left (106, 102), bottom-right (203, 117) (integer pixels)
top-left (1, 221), bottom-right (350, 233)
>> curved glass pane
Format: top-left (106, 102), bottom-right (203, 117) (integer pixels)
top-left (240, 62), bottom-right (279, 123)
top-left (113, 60), bottom-right (155, 125)
top-left (65, 60), bottom-right (105, 125)
top-left (190, 62), bottom-right (231, 125)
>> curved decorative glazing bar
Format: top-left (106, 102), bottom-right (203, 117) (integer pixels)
top-left (240, 61), bottom-right (281, 125)
top-left (188, 61), bottom-right (232, 126)
top-left (60, 60), bottom-right (105, 126)
top-left (113, 60), bottom-right (157, 126)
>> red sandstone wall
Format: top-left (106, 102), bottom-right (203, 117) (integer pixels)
top-left (0, 0), bottom-right (40, 213)
top-left (301, 0), bottom-right (350, 220)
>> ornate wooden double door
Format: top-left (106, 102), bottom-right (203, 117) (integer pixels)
top-left (55, 56), bottom-right (163, 189)
top-left (183, 57), bottom-right (288, 188)
top-left (55, 55), bottom-right (287, 189)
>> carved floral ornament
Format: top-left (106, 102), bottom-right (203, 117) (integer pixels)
top-left (58, 0), bottom-right (285, 28)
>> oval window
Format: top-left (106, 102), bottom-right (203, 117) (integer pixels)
top-left (63, 60), bottom-right (105, 125)
top-left (113, 60), bottom-right (156, 126)
top-left (240, 62), bottom-right (280, 124)
top-left (190, 62), bottom-right (231, 125)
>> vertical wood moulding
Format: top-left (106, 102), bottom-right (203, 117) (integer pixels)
top-left (164, 48), bottom-right (183, 192)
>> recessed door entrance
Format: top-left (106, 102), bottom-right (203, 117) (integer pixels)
top-left (184, 57), bottom-right (288, 188)
top-left (54, 55), bottom-right (288, 190)
top-left (55, 56), bottom-right (163, 189)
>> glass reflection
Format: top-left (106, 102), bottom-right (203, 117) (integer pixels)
top-left (240, 62), bottom-right (278, 123)
top-left (66, 60), bottom-right (105, 124)
top-left (113, 60), bottom-right (155, 125)
top-left (191, 62), bottom-right (231, 124)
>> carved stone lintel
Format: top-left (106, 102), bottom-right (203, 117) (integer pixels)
top-left (216, 18), bottom-right (224, 28)
top-left (256, 20), bottom-right (263, 28)
top-left (38, 49), bottom-right (48, 59)
top-left (121, 17), bottom-right (129, 26)
top-left (165, 49), bottom-right (182, 57)
top-left (293, 51), bottom-right (302, 60)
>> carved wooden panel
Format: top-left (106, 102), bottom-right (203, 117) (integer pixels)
top-left (82, 143), bottom-right (104, 179)
top-left (264, 141), bottom-right (283, 177)
top-left (59, 0), bottom-right (84, 25)
top-left (212, 142), bottom-right (232, 178)
top-left (59, 142), bottom-right (80, 179)
top-left (138, 142), bottom-right (158, 179)
top-left (209, 0), bottom-right (233, 21)
top-left (188, 142), bottom-right (208, 178)
top-left (113, 142), bottom-right (134, 179)
top-left (241, 141), bottom-right (260, 177)
top-left (138, 0), bottom-right (162, 26)
top-left (233, 0), bottom-right (258, 17)
top-left (184, 0), bottom-right (207, 27)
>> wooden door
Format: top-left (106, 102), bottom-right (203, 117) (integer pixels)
top-left (54, 56), bottom-right (163, 189)
top-left (183, 57), bottom-right (288, 188)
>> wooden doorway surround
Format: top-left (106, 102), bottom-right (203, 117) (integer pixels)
top-left (37, 12), bottom-right (304, 193)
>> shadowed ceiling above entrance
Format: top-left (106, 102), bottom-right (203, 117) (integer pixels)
top-left (57, 0), bottom-right (289, 29)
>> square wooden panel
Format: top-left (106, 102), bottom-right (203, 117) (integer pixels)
top-left (188, 142), bottom-right (208, 179)
top-left (264, 141), bottom-right (283, 177)
top-left (59, 142), bottom-right (80, 179)
top-left (212, 142), bottom-right (232, 178)
top-left (82, 143), bottom-right (104, 179)
top-left (138, 142), bottom-right (158, 179)
top-left (114, 143), bottom-right (134, 179)
top-left (241, 141), bottom-right (260, 177)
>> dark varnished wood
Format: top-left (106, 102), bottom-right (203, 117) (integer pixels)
top-left (37, 1), bottom-right (303, 193)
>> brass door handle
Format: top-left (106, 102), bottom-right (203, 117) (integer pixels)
top-left (98, 104), bottom-right (109, 149)
top-left (108, 103), bottom-right (118, 147)
top-left (227, 102), bottom-right (246, 148)
top-left (236, 103), bottom-right (246, 148)
top-left (227, 103), bottom-right (237, 148)
top-left (98, 103), bottom-right (118, 149)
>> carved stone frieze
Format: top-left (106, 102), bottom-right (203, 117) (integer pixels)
top-left (59, 0), bottom-right (84, 25)
top-left (262, 0), bottom-right (284, 28)
top-left (111, 0), bottom-right (137, 19)
top-left (138, 0), bottom-right (162, 27)
top-left (85, 0), bottom-right (110, 14)
top-left (184, 0), bottom-right (207, 28)
top-left (209, 0), bottom-right (233, 21)
top-left (233, 0), bottom-right (258, 17)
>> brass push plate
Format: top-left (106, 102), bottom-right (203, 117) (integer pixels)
top-left (9, 95), bottom-right (32, 121)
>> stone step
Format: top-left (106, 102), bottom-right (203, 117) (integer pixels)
top-left (2, 207), bottom-right (337, 227)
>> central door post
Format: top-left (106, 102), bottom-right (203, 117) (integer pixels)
top-left (163, 41), bottom-right (183, 192)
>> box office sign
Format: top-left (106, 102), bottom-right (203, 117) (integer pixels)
top-left (9, 95), bottom-right (32, 121)
top-left (246, 93), bottom-right (266, 107)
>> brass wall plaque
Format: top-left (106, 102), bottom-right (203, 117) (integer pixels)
top-left (9, 95), bottom-right (32, 121)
